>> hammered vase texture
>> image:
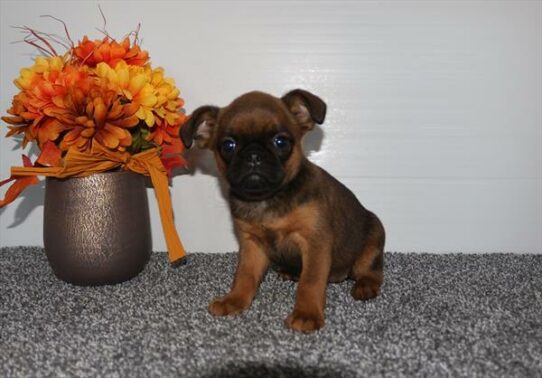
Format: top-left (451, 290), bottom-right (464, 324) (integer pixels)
top-left (44, 171), bottom-right (152, 285)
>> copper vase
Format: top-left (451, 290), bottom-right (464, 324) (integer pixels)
top-left (43, 171), bottom-right (152, 285)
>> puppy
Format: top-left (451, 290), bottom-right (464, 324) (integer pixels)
top-left (181, 89), bottom-right (385, 332)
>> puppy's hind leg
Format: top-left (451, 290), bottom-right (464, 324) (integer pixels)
top-left (349, 214), bottom-right (385, 300)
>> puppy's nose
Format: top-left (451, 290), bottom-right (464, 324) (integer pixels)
top-left (242, 143), bottom-right (265, 167)
top-left (248, 152), bottom-right (262, 166)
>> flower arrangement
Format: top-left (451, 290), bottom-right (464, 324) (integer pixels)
top-left (2, 22), bottom-right (186, 172)
top-left (0, 18), bottom-right (187, 263)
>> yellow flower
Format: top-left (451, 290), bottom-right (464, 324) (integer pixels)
top-left (149, 67), bottom-right (183, 126)
top-left (34, 56), bottom-right (64, 73)
top-left (14, 56), bottom-right (65, 90)
top-left (96, 61), bottom-right (157, 126)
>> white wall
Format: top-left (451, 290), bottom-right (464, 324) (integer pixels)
top-left (1, 1), bottom-right (540, 253)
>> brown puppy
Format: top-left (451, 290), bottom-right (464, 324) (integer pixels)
top-left (181, 89), bottom-right (385, 332)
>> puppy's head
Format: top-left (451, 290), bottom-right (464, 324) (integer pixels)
top-left (181, 89), bottom-right (326, 201)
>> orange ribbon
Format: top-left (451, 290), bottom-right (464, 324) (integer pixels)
top-left (1, 143), bottom-right (186, 264)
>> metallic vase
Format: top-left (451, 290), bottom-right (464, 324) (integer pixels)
top-left (43, 171), bottom-right (152, 285)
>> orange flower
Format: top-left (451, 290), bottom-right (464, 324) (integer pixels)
top-left (73, 36), bottom-right (149, 68)
top-left (160, 136), bottom-right (188, 176)
top-left (3, 94), bottom-right (34, 148)
top-left (3, 58), bottom-right (91, 148)
top-left (147, 111), bottom-right (187, 146)
top-left (59, 89), bottom-right (140, 152)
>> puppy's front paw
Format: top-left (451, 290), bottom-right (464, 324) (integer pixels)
top-left (208, 295), bottom-right (249, 316)
top-left (286, 310), bottom-right (324, 332)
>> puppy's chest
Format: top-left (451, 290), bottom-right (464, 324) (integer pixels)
top-left (256, 223), bottom-right (297, 254)
top-left (254, 223), bottom-right (303, 270)
top-left (243, 203), bottom-right (319, 271)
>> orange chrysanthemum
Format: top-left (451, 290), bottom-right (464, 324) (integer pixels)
top-left (3, 59), bottom-right (93, 149)
top-left (73, 36), bottom-right (149, 68)
top-left (53, 88), bottom-right (139, 152)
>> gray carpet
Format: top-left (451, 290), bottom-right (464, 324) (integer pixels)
top-left (1, 247), bottom-right (541, 377)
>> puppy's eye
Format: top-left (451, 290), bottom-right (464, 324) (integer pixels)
top-left (272, 134), bottom-right (291, 150)
top-left (220, 138), bottom-right (237, 154)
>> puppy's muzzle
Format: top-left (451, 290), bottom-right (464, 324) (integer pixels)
top-left (238, 146), bottom-right (269, 193)
top-left (242, 174), bottom-right (268, 191)
top-left (228, 144), bottom-right (284, 200)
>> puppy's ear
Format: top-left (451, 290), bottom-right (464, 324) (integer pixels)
top-left (181, 105), bottom-right (220, 149)
top-left (281, 89), bottom-right (327, 131)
